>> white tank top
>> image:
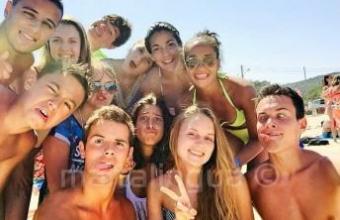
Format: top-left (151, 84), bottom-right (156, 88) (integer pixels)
top-left (125, 174), bottom-right (147, 220)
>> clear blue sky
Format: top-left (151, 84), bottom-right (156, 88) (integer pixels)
top-left (2, 0), bottom-right (340, 83)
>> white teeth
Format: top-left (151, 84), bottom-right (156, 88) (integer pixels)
top-left (163, 59), bottom-right (173, 64)
top-left (188, 149), bottom-right (204, 157)
top-left (40, 109), bottom-right (48, 117)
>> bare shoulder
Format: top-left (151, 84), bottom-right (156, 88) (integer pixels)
top-left (114, 193), bottom-right (136, 219)
top-left (222, 76), bottom-right (256, 101)
top-left (0, 85), bottom-right (17, 107)
top-left (35, 189), bottom-right (77, 220)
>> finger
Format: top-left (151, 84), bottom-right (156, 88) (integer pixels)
top-left (174, 175), bottom-right (190, 201)
top-left (160, 186), bottom-right (179, 201)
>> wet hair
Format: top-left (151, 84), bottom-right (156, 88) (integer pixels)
top-left (101, 14), bottom-right (132, 47)
top-left (131, 93), bottom-right (172, 170)
top-left (39, 61), bottom-right (90, 107)
top-left (144, 21), bottom-right (182, 54)
top-left (184, 30), bottom-right (222, 60)
top-left (169, 105), bottom-right (239, 220)
top-left (12, 0), bottom-right (64, 16)
top-left (323, 74), bottom-right (333, 86)
top-left (256, 84), bottom-right (305, 119)
top-left (84, 105), bottom-right (135, 145)
top-left (43, 17), bottom-right (91, 67)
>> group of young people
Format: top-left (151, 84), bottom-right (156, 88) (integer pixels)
top-left (0, 0), bottom-right (339, 220)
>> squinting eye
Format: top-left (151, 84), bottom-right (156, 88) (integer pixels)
top-left (64, 102), bottom-right (72, 110)
top-left (203, 57), bottom-right (216, 66)
top-left (186, 58), bottom-right (198, 69)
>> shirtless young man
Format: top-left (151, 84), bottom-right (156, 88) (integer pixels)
top-left (247, 84), bottom-right (340, 220)
top-left (34, 105), bottom-right (136, 220)
top-left (0, 0), bottom-right (63, 85)
top-left (0, 63), bottom-right (89, 192)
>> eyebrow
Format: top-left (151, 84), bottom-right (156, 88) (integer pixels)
top-left (22, 6), bottom-right (57, 28)
top-left (188, 128), bottom-right (214, 136)
top-left (140, 112), bottom-right (162, 117)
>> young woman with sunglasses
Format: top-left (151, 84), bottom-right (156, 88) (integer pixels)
top-left (41, 61), bottom-right (118, 195)
top-left (139, 22), bottom-right (191, 116)
top-left (183, 30), bottom-right (263, 167)
top-left (102, 40), bottom-right (154, 113)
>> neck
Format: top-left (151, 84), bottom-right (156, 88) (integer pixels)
top-left (177, 162), bottom-right (201, 190)
top-left (4, 97), bottom-right (31, 134)
top-left (269, 146), bottom-right (303, 177)
top-left (88, 35), bottom-right (100, 52)
top-left (141, 144), bottom-right (154, 161)
top-left (81, 171), bottom-right (117, 210)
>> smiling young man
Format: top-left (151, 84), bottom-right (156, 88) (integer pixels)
top-left (88, 14), bottom-right (131, 60)
top-left (34, 105), bottom-right (136, 220)
top-left (0, 0), bottom-right (63, 85)
top-left (246, 84), bottom-right (340, 220)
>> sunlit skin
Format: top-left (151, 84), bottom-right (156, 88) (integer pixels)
top-left (43, 67), bottom-right (116, 193)
top-left (0, 0), bottom-right (62, 85)
top-left (34, 120), bottom-right (136, 220)
top-left (147, 112), bottom-right (254, 220)
top-left (87, 19), bottom-right (119, 51)
top-left (246, 95), bottom-right (340, 220)
top-left (140, 31), bottom-right (191, 115)
top-left (0, 72), bottom-right (85, 192)
top-left (183, 42), bottom-right (262, 166)
top-left (49, 23), bottom-right (81, 64)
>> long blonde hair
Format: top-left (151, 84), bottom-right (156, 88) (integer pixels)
top-left (169, 105), bottom-right (240, 220)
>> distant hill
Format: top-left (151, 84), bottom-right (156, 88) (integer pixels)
top-left (285, 72), bottom-right (340, 101)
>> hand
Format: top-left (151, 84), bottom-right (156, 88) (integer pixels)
top-left (0, 51), bottom-right (13, 82)
top-left (161, 174), bottom-right (197, 220)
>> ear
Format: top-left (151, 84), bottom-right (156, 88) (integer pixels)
top-left (120, 147), bottom-right (135, 174)
top-left (79, 141), bottom-right (86, 159)
top-left (4, 0), bottom-right (13, 17)
top-left (298, 117), bottom-right (307, 130)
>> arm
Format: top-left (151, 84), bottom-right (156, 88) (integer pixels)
top-left (233, 175), bottom-right (254, 220)
top-left (147, 178), bottom-right (163, 220)
top-left (236, 85), bottom-right (264, 166)
top-left (42, 136), bottom-right (70, 193)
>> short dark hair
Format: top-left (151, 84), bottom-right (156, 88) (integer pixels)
top-left (256, 84), bottom-right (305, 119)
top-left (84, 105), bottom-right (135, 145)
top-left (145, 21), bottom-right (182, 54)
top-left (102, 14), bottom-right (131, 47)
top-left (39, 62), bottom-right (90, 107)
top-left (12, 0), bottom-right (64, 16)
top-left (131, 93), bottom-right (173, 170)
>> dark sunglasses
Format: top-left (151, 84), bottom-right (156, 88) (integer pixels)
top-left (185, 56), bottom-right (217, 69)
top-left (91, 81), bottom-right (118, 92)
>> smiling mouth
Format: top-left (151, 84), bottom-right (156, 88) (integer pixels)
top-left (36, 108), bottom-right (49, 121)
top-left (188, 149), bottom-right (204, 157)
top-left (20, 31), bottom-right (36, 42)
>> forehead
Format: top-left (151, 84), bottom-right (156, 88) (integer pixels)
top-left (186, 43), bottom-right (215, 56)
top-left (92, 67), bottom-right (115, 81)
top-left (14, 0), bottom-right (62, 21)
top-left (181, 113), bottom-right (214, 131)
top-left (51, 24), bottom-right (80, 39)
top-left (139, 104), bottom-right (162, 116)
top-left (150, 31), bottom-right (176, 45)
top-left (256, 95), bottom-right (295, 114)
top-left (89, 120), bottom-right (130, 141)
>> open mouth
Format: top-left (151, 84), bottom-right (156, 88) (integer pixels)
top-left (188, 149), bottom-right (205, 157)
top-left (97, 162), bottom-right (114, 171)
top-left (194, 72), bottom-right (209, 80)
top-left (36, 108), bottom-right (49, 122)
top-left (96, 93), bottom-right (107, 101)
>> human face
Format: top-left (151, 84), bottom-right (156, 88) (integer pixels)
top-left (23, 73), bottom-right (85, 130)
top-left (136, 104), bottom-right (164, 147)
top-left (256, 95), bottom-right (306, 153)
top-left (84, 120), bottom-right (131, 179)
top-left (87, 68), bottom-right (117, 109)
top-left (122, 43), bottom-right (153, 76)
top-left (176, 113), bottom-right (215, 168)
top-left (88, 19), bottom-right (119, 49)
top-left (5, 0), bottom-right (62, 53)
top-left (149, 31), bottom-right (180, 73)
top-left (185, 44), bottom-right (219, 88)
top-left (49, 23), bottom-right (81, 64)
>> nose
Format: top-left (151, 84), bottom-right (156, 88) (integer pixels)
top-left (104, 143), bottom-right (114, 156)
top-left (265, 118), bottom-right (277, 128)
top-left (146, 118), bottom-right (154, 129)
top-left (29, 20), bottom-right (41, 34)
